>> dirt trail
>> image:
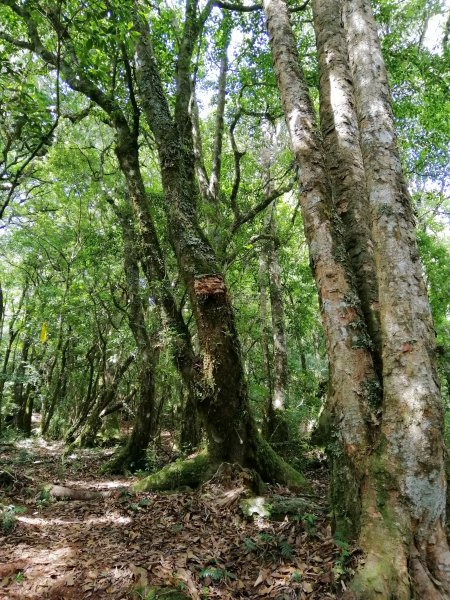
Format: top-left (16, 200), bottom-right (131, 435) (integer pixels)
top-left (0, 439), bottom-right (352, 599)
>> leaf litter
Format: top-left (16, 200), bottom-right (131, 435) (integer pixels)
top-left (0, 439), bottom-right (356, 599)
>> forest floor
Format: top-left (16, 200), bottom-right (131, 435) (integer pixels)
top-left (0, 435), bottom-right (356, 600)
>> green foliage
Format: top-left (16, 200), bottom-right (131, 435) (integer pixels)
top-left (198, 567), bottom-right (236, 582)
top-left (0, 0), bottom-right (448, 482)
top-left (332, 538), bottom-right (352, 581)
top-left (0, 503), bottom-right (25, 533)
top-left (35, 487), bottom-right (51, 509)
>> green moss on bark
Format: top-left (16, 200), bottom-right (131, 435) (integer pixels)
top-left (253, 437), bottom-right (308, 490)
top-left (132, 452), bottom-right (212, 492)
top-left (132, 437), bottom-right (307, 493)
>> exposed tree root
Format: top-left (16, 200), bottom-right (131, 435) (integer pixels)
top-left (133, 452), bottom-right (212, 492)
top-left (132, 442), bottom-right (307, 493)
top-left (251, 437), bottom-right (308, 490)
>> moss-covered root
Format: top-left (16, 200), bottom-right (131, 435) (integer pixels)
top-left (132, 452), bottom-right (212, 492)
top-left (253, 437), bottom-right (308, 491)
top-left (100, 452), bottom-right (131, 476)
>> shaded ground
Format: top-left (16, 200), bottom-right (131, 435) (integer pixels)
top-left (0, 438), bottom-right (354, 599)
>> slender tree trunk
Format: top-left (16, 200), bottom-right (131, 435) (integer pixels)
top-left (260, 123), bottom-right (290, 440)
top-left (265, 204), bottom-right (290, 442)
top-left (65, 343), bottom-right (99, 443)
top-left (13, 336), bottom-right (31, 427)
top-left (106, 207), bottom-right (159, 473)
top-left (259, 253), bottom-right (274, 423)
top-left (312, 0), bottom-right (382, 376)
top-left (41, 336), bottom-right (70, 437)
top-left (341, 0), bottom-right (450, 595)
top-left (113, 123), bottom-right (203, 454)
top-left (15, 341), bottom-right (36, 435)
top-left (208, 18), bottom-right (231, 202)
top-left (180, 386), bottom-right (201, 451)
top-left (70, 354), bottom-right (135, 449)
top-left (0, 283), bottom-right (27, 432)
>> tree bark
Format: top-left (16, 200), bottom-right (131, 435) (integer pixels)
top-left (13, 336), bottom-right (31, 427)
top-left (341, 0), bottom-right (450, 595)
top-left (312, 0), bottom-right (382, 377)
top-left (41, 335), bottom-right (70, 437)
top-left (0, 282), bottom-right (27, 432)
top-left (262, 0), bottom-right (379, 536)
top-left (106, 206), bottom-right (159, 473)
top-left (259, 252), bottom-right (274, 424)
top-left (132, 1), bottom-right (305, 485)
top-left (259, 128), bottom-right (290, 442)
top-left (208, 17), bottom-right (231, 202)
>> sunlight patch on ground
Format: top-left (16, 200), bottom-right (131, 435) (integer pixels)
top-left (18, 512), bottom-right (132, 527)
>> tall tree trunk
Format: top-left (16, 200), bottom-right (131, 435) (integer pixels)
top-left (260, 125), bottom-right (290, 441)
top-left (341, 0), bottom-right (450, 595)
top-left (65, 342), bottom-right (99, 443)
top-left (262, 0), bottom-right (379, 536)
top-left (0, 282), bottom-right (27, 432)
top-left (113, 122), bottom-right (203, 456)
top-left (265, 203), bottom-right (290, 442)
top-left (259, 252), bottom-right (274, 426)
top-left (208, 17), bottom-right (231, 202)
top-left (106, 206), bottom-right (159, 473)
top-left (15, 341), bottom-right (36, 435)
top-left (13, 336), bottom-right (31, 428)
top-left (41, 335), bottom-right (70, 437)
top-left (131, 2), bottom-right (304, 485)
top-left (312, 0), bottom-right (382, 377)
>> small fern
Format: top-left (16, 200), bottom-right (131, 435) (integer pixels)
top-left (199, 567), bottom-right (236, 582)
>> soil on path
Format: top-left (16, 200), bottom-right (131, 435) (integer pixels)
top-left (0, 438), bottom-right (354, 599)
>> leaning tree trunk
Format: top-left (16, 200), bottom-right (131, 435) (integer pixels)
top-left (340, 0), bottom-right (450, 595)
top-left (262, 0), bottom-right (381, 538)
top-left (70, 353), bottom-right (135, 449)
top-left (131, 2), bottom-right (304, 486)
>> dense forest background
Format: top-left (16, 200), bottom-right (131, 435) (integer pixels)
top-left (0, 0), bottom-right (449, 597)
top-left (1, 0), bottom-right (448, 451)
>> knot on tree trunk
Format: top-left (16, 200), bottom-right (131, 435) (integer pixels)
top-left (194, 275), bottom-right (226, 297)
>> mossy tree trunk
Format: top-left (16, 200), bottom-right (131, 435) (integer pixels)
top-left (131, 1), bottom-right (305, 484)
top-left (264, 0), bottom-right (450, 596)
top-left (341, 0), bottom-right (450, 594)
top-left (312, 0), bottom-right (382, 377)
